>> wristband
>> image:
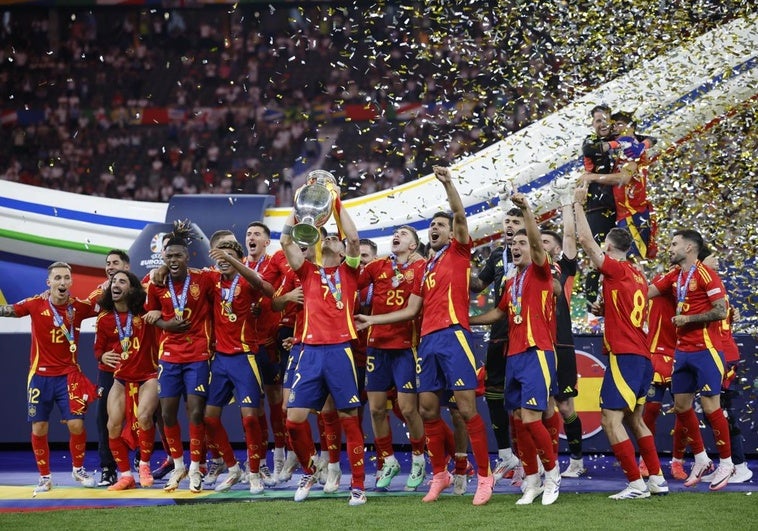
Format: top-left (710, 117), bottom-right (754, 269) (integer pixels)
top-left (281, 224), bottom-right (293, 236)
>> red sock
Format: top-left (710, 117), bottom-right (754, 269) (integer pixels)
top-left (637, 435), bottom-right (662, 476)
top-left (441, 419), bottom-right (455, 460)
top-left (523, 419), bottom-right (556, 472)
top-left (259, 411), bottom-right (269, 450)
top-left (69, 431), bottom-right (87, 468)
top-left (158, 422), bottom-right (171, 456)
top-left (676, 408), bottom-right (704, 454)
top-left (514, 418), bottom-right (538, 475)
top-left (706, 409), bottom-right (732, 459)
top-left (204, 417), bottom-right (236, 467)
top-left (542, 412), bottom-right (562, 459)
top-left (423, 419), bottom-right (449, 474)
top-left (374, 434), bottom-right (394, 460)
top-left (466, 414), bottom-right (491, 476)
top-left (109, 436), bottom-right (131, 473)
top-left (31, 433), bottom-right (50, 476)
top-left (242, 415), bottom-right (263, 473)
top-left (612, 439), bottom-right (641, 482)
top-left (410, 436), bottom-right (425, 457)
top-left (317, 414), bottom-right (327, 455)
top-left (341, 415), bottom-right (366, 490)
top-left (138, 425), bottom-right (155, 463)
top-left (672, 417), bottom-right (686, 459)
top-left (189, 422), bottom-right (205, 464)
top-left (509, 413), bottom-right (519, 458)
top-left (269, 401), bottom-right (286, 448)
top-left (164, 424), bottom-right (184, 461)
top-left (642, 401), bottom-right (662, 436)
top-left (286, 419), bottom-right (316, 473)
top-left (322, 410), bottom-right (342, 463)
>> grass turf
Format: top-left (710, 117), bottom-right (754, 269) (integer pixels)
top-left (2, 492), bottom-right (756, 530)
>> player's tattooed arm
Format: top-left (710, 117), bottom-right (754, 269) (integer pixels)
top-left (0, 305), bottom-right (18, 317)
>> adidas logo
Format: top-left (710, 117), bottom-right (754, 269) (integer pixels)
top-left (563, 386), bottom-right (574, 394)
top-left (526, 397), bottom-right (538, 406)
top-left (194, 384), bottom-right (206, 393)
top-left (454, 378), bottom-right (465, 387)
top-left (402, 382), bottom-right (414, 390)
top-left (701, 384), bottom-right (711, 392)
top-left (242, 396), bottom-right (252, 404)
top-left (349, 395), bottom-right (360, 404)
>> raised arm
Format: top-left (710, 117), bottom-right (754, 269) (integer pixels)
top-left (433, 165), bottom-right (469, 245)
top-left (337, 202), bottom-right (360, 260)
top-left (511, 192), bottom-right (546, 267)
top-left (208, 248), bottom-right (274, 298)
top-left (280, 211), bottom-right (305, 272)
top-left (572, 184), bottom-right (605, 269)
top-left (561, 203), bottom-right (577, 260)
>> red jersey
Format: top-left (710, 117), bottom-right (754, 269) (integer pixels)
top-left (499, 259), bottom-right (555, 356)
top-left (653, 262), bottom-right (725, 352)
top-left (13, 295), bottom-right (97, 376)
top-left (598, 256), bottom-right (649, 357)
top-left (647, 273), bottom-right (676, 357)
top-left (359, 256), bottom-right (424, 349)
top-left (613, 153), bottom-right (652, 221)
top-left (146, 268), bottom-right (215, 363)
top-left (87, 282), bottom-right (115, 373)
top-left (246, 252), bottom-right (287, 349)
top-left (276, 266), bottom-right (300, 329)
top-left (296, 260), bottom-right (359, 345)
top-left (94, 310), bottom-right (159, 381)
top-left (209, 270), bottom-right (264, 354)
top-left (419, 238), bottom-right (472, 336)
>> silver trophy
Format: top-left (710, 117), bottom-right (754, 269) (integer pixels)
top-left (292, 183), bottom-right (335, 246)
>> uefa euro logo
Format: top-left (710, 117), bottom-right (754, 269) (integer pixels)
top-left (150, 232), bottom-right (166, 254)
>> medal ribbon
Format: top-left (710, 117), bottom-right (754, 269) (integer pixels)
top-left (319, 266), bottom-right (343, 305)
top-left (389, 253), bottom-right (409, 280)
top-left (114, 310), bottom-right (133, 354)
top-left (676, 264), bottom-right (697, 315)
top-left (48, 299), bottom-right (76, 349)
top-left (168, 274), bottom-right (191, 319)
top-left (511, 265), bottom-right (529, 319)
top-left (221, 274), bottom-right (241, 316)
top-left (422, 244), bottom-right (449, 286)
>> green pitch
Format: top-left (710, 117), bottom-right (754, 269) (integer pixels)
top-left (2, 492), bottom-right (756, 530)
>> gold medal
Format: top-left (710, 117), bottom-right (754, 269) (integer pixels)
top-left (336, 300), bottom-right (344, 310)
top-left (69, 343), bottom-right (77, 353)
top-left (513, 314), bottom-right (523, 325)
top-left (228, 313), bottom-right (238, 322)
top-left (121, 352), bottom-right (130, 361)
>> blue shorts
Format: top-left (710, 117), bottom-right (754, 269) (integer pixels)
top-left (257, 344), bottom-right (282, 387)
top-left (417, 325), bottom-right (478, 393)
top-left (600, 354), bottom-right (652, 411)
top-left (158, 360), bottom-right (210, 399)
top-left (283, 343), bottom-right (303, 390)
top-left (504, 348), bottom-right (556, 412)
top-left (27, 374), bottom-right (80, 422)
top-left (365, 347), bottom-right (418, 393)
top-left (287, 342), bottom-right (361, 411)
top-left (671, 348), bottom-right (725, 397)
top-left (206, 352), bottom-right (263, 408)
top-left (646, 382), bottom-right (673, 403)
